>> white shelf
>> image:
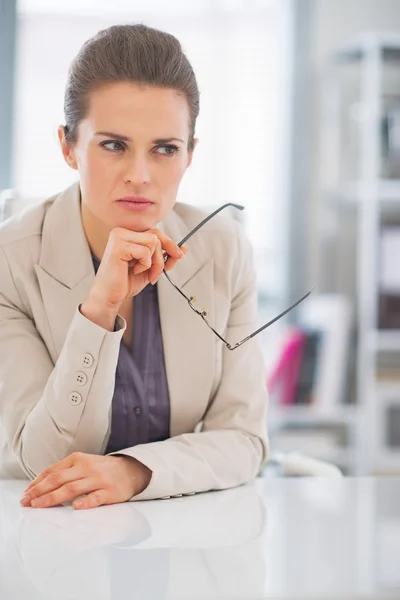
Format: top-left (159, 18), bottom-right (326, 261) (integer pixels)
top-left (369, 330), bottom-right (400, 352)
top-left (376, 381), bottom-right (400, 395)
top-left (333, 32), bottom-right (400, 63)
top-left (269, 404), bottom-right (358, 425)
top-left (327, 180), bottom-right (400, 205)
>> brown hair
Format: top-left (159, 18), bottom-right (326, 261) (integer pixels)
top-left (63, 24), bottom-right (199, 151)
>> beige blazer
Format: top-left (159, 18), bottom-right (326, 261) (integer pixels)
top-left (0, 182), bottom-right (268, 500)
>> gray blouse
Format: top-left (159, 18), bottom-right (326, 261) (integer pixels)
top-left (91, 255), bottom-right (171, 454)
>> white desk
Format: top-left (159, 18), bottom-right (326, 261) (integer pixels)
top-left (0, 477), bottom-right (399, 599)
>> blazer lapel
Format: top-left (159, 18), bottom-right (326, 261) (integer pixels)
top-left (35, 182), bottom-right (95, 360)
top-left (158, 211), bottom-right (216, 437)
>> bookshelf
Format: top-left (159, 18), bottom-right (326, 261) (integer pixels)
top-left (319, 33), bottom-right (400, 475)
top-left (268, 33), bottom-right (400, 476)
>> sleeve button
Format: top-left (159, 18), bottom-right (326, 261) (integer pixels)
top-left (83, 353), bottom-right (94, 367)
top-left (75, 372), bottom-right (88, 386)
top-left (69, 392), bottom-right (82, 406)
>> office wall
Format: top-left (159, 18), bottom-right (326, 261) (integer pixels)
top-left (0, 0), bottom-right (16, 190)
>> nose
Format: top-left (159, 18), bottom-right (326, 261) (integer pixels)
top-left (124, 153), bottom-right (151, 186)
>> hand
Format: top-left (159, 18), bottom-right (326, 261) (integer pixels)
top-left (20, 452), bottom-right (152, 510)
top-left (81, 227), bottom-right (187, 329)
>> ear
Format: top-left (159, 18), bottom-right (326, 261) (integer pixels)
top-left (187, 138), bottom-right (199, 168)
top-left (57, 125), bottom-right (78, 170)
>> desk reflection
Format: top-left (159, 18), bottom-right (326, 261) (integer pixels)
top-left (3, 477), bottom-right (399, 598)
top-left (0, 481), bottom-right (267, 600)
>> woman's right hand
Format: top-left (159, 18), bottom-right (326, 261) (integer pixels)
top-left (80, 227), bottom-right (186, 331)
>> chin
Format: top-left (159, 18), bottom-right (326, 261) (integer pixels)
top-left (116, 214), bottom-right (159, 232)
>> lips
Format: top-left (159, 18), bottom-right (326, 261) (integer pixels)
top-left (117, 196), bottom-right (154, 205)
top-left (116, 196), bottom-right (155, 212)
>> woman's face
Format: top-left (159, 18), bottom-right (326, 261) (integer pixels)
top-left (59, 82), bottom-right (196, 232)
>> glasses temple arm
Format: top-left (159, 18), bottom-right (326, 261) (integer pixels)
top-left (246, 287), bottom-right (316, 340)
top-left (177, 203), bottom-right (244, 247)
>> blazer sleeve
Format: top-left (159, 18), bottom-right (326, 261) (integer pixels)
top-left (0, 245), bottom-right (125, 479)
top-left (112, 224), bottom-right (269, 500)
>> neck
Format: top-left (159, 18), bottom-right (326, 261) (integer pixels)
top-left (80, 201), bottom-right (110, 261)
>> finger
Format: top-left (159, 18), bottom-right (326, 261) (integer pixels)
top-left (164, 256), bottom-right (181, 271)
top-left (113, 229), bottom-right (159, 256)
top-left (148, 239), bottom-right (164, 284)
top-left (22, 466), bottom-right (86, 505)
top-left (164, 246), bottom-right (188, 270)
top-left (23, 471), bottom-right (51, 495)
top-left (73, 489), bottom-right (109, 510)
top-left (151, 229), bottom-right (184, 258)
top-left (23, 454), bottom-right (76, 494)
top-left (30, 478), bottom-right (97, 508)
top-left (122, 243), bottom-right (152, 274)
top-left (164, 245), bottom-right (188, 271)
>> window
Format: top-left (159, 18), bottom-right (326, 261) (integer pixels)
top-left (15, 0), bottom-right (293, 308)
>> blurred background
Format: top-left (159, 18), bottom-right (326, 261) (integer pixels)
top-left (1, 0), bottom-right (400, 475)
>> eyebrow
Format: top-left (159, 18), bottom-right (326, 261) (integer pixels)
top-left (94, 131), bottom-right (185, 144)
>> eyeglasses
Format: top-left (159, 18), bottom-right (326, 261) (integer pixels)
top-left (163, 203), bottom-right (314, 351)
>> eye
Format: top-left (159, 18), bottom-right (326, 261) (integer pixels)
top-left (154, 144), bottom-right (180, 157)
top-left (100, 140), bottom-right (126, 153)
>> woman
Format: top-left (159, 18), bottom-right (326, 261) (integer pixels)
top-left (0, 24), bottom-right (268, 509)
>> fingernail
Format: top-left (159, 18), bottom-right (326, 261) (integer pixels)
top-left (178, 249), bottom-right (184, 257)
top-left (31, 499), bottom-right (42, 508)
top-left (20, 495), bottom-right (30, 506)
top-left (74, 500), bottom-right (83, 509)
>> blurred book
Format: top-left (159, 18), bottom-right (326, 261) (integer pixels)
top-left (377, 351), bottom-right (400, 381)
top-left (268, 295), bottom-right (353, 409)
top-left (381, 95), bottom-right (400, 179)
top-left (378, 225), bottom-right (400, 329)
top-left (298, 295), bottom-right (353, 408)
top-left (294, 331), bottom-right (322, 405)
top-left (267, 328), bottom-right (306, 406)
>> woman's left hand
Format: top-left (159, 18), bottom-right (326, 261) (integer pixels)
top-left (20, 452), bottom-right (152, 510)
